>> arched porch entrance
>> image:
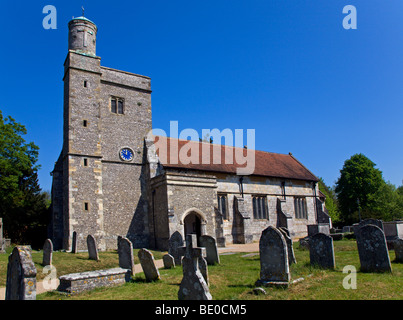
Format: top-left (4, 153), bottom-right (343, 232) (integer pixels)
top-left (181, 208), bottom-right (207, 246)
top-left (184, 213), bottom-right (201, 240)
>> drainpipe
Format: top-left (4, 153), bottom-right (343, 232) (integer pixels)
top-left (239, 176), bottom-right (244, 198)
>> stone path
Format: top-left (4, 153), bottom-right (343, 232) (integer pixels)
top-left (0, 242), bottom-right (259, 299)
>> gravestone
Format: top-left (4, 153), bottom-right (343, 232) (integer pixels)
top-left (163, 254), bottom-right (175, 269)
top-left (118, 237), bottom-right (135, 276)
top-left (256, 226), bottom-right (290, 288)
top-left (42, 239), bottom-right (53, 266)
top-left (278, 227), bottom-right (296, 265)
top-left (354, 219), bottom-right (384, 236)
top-left (168, 231), bottom-right (184, 265)
top-left (197, 253), bottom-right (209, 285)
top-left (394, 239), bottom-right (403, 263)
top-left (309, 233), bottom-right (335, 269)
top-left (138, 248), bottom-right (160, 281)
top-left (356, 224), bottom-right (392, 272)
top-left (71, 231), bottom-right (77, 253)
top-left (360, 218), bottom-right (384, 230)
top-left (199, 235), bottom-right (220, 265)
top-left (87, 235), bottom-right (99, 261)
top-left (298, 236), bottom-right (310, 250)
top-left (6, 246), bottom-right (37, 300)
top-left (178, 234), bottom-right (212, 300)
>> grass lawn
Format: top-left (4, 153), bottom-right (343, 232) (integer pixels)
top-left (0, 246), bottom-right (166, 287)
top-left (30, 239), bottom-right (403, 300)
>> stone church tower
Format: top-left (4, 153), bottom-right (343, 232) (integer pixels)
top-left (49, 16), bottom-right (152, 251)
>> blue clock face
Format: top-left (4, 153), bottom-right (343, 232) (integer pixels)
top-left (120, 148), bottom-right (133, 161)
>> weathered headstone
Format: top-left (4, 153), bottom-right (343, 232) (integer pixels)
top-left (394, 238), bottom-right (403, 263)
top-left (199, 235), bottom-right (220, 265)
top-left (163, 253), bottom-right (175, 269)
top-left (87, 235), bottom-right (99, 261)
top-left (6, 246), bottom-right (37, 300)
top-left (256, 226), bottom-right (290, 288)
top-left (356, 224), bottom-right (392, 272)
top-left (71, 231), bottom-right (77, 253)
top-left (178, 234), bottom-right (212, 300)
top-left (360, 218), bottom-right (384, 230)
top-left (354, 219), bottom-right (384, 237)
top-left (138, 248), bottom-right (160, 281)
top-left (42, 239), bottom-right (53, 266)
top-left (309, 232), bottom-right (335, 269)
top-left (299, 236), bottom-right (310, 250)
top-left (118, 237), bottom-right (134, 276)
top-left (197, 254), bottom-right (209, 285)
top-left (278, 227), bottom-right (296, 265)
top-left (168, 231), bottom-right (184, 265)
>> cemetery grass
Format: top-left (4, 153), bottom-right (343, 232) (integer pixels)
top-left (36, 239), bottom-right (403, 300)
top-left (0, 246), bottom-right (166, 287)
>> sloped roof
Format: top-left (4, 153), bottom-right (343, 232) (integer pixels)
top-left (153, 136), bottom-right (319, 182)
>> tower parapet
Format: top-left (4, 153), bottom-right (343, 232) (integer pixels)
top-left (68, 17), bottom-right (98, 56)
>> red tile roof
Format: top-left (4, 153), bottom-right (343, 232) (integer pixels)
top-left (153, 136), bottom-right (319, 182)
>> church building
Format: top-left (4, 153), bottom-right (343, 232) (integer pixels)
top-left (49, 16), bottom-right (329, 251)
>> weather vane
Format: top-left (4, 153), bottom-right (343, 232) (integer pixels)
top-left (82, 6), bottom-right (85, 17)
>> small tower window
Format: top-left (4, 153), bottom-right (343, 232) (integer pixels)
top-left (111, 97), bottom-right (124, 114)
top-left (84, 80), bottom-right (88, 88)
top-left (83, 120), bottom-right (88, 127)
top-left (83, 158), bottom-right (88, 167)
top-left (84, 202), bottom-right (89, 211)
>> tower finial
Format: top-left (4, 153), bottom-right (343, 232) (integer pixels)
top-left (82, 6), bottom-right (85, 17)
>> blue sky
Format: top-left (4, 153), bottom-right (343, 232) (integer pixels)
top-left (0, 0), bottom-right (402, 191)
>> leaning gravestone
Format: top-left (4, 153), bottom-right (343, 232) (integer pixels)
top-left (163, 254), bottom-right (175, 269)
top-left (6, 246), bottom-right (37, 300)
top-left (197, 253), bottom-right (209, 285)
top-left (138, 248), bottom-right (160, 281)
top-left (118, 237), bottom-right (135, 276)
top-left (278, 227), bottom-right (296, 265)
top-left (42, 239), bottom-right (53, 266)
top-left (87, 235), bottom-right (99, 261)
top-left (309, 233), bottom-right (335, 269)
top-left (356, 224), bottom-right (392, 272)
top-left (394, 239), bottom-right (403, 263)
top-left (199, 235), bottom-right (220, 265)
top-left (71, 231), bottom-right (77, 253)
top-left (256, 226), bottom-right (290, 288)
top-left (169, 231), bottom-right (184, 266)
top-left (178, 234), bottom-right (212, 300)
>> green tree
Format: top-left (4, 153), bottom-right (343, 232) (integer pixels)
top-left (0, 110), bottom-right (48, 247)
top-left (335, 153), bottom-right (385, 224)
top-left (372, 182), bottom-right (403, 221)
